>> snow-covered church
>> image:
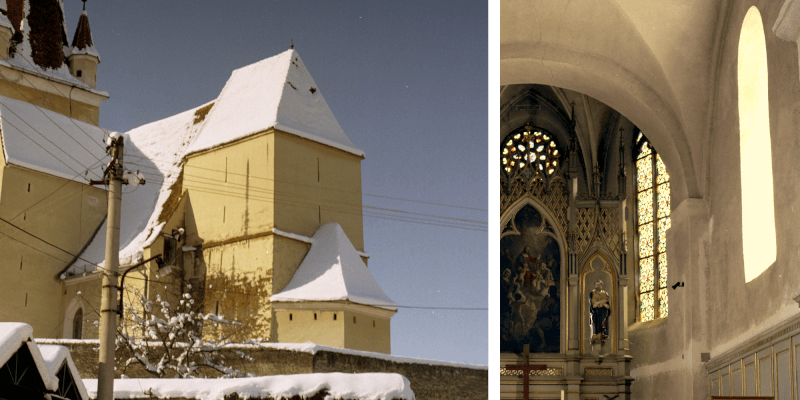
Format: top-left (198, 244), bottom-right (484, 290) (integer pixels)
top-left (0, 0), bottom-right (396, 355)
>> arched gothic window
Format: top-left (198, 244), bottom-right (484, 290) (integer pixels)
top-left (501, 124), bottom-right (561, 177)
top-left (636, 132), bottom-right (670, 321)
top-left (72, 308), bottom-right (82, 339)
top-left (738, 6), bottom-right (776, 282)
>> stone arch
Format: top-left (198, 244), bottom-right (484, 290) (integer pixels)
top-left (501, 0), bottom-right (700, 204)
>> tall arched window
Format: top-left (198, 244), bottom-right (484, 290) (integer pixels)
top-left (72, 308), bottom-right (82, 339)
top-left (738, 6), bottom-right (776, 282)
top-left (636, 133), bottom-right (670, 321)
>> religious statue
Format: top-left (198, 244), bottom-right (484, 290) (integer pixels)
top-left (589, 280), bottom-right (611, 342)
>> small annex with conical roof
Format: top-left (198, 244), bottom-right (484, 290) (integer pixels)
top-left (271, 223), bottom-right (396, 354)
top-left (271, 223), bottom-right (396, 309)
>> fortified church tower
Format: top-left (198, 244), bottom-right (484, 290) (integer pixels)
top-left (0, 0), bottom-right (108, 337)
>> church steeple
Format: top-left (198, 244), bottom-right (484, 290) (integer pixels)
top-left (67, 0), bottom-right (99, 88)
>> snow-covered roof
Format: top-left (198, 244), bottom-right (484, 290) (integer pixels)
top-left (83, 373), bottom-right (414, 400)
top-left (38, 344), bottom-right (90, 400)
top-left (6, 0), bottom-right (92, 88)
top-left (0, 323), bottom-right (58, 392)
top-left (67, 102), bottom-right (212, 276)
top-left (271, 223), bottom-right (396, 310)
top-left (185, 49), bottom-right (363, 157)
top-left (67, 50), bottom-right (365, 277)
top-left (0, 94), bottom-right (106, 181)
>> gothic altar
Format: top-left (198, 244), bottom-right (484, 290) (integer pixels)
top-left (500, 99), bottom-right (635, 399)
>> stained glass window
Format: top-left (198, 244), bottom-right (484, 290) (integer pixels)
top-left (640, 292), bottom-right (654, 322)
top-left (636, 132), bottom-right (671, 321)
top-left (501, 125), bottom-right (561, 177)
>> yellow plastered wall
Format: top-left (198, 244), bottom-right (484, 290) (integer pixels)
top-left (0, 165), bottom-right (106, 336)
top-left (67, 55), bottom-right (98, 89)
top-left (0, 72), bottom-right (100, 125)
top-left (183, 129), bottom-right (368, 344)
top-left (199, 237), bottom-right (273, 342)
top-left (273, 305), bottom-right (393, 354)
top-left (184, 132), bottom-right (275, 244)
top-left (274, 309), bottom-right (346, 349)
top-left (342, 309), bottom-right (392, 354)
top-left (63, 277), bottom-right (102, 339)
top-left (273, 131), bottom-right (364, 251)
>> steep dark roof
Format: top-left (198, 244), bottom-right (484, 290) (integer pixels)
top-left (70, 11), bottom-right (92, 49)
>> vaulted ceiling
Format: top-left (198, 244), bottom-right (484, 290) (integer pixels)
top-left (501, 0), bottom-right (728, 204)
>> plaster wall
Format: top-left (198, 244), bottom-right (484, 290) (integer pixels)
top-left (0, 70), bottom-right (100, 125)
top-left (63, 277), bottom-right (101, 339)
top-left (274, 309), bottom-right (346, 349)
top-left (0, 165), bottom-right (106, 336)
top-left (342, 309), bottom-right (392, 354)
top-left (627, 1), bottom-right (800, 399)
top-left (67, 54), bottom-right (98, 89)
top-left (199, 236), bottom-right (275, 343)
top-left (183, 132), bottom-right (274, 244)
top-left (273, 131), bottom-right (364, 251)
top-left (705, 0), bottom-right (800, 357)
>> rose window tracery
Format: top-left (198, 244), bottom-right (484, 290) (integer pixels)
top-left (501, 125), bottom-right (560, 178)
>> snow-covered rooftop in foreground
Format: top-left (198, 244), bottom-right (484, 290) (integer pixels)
top-left (271, 223), bottom-right (396, 310)
top-left (0, 94), bottom-right (107, 181)
top-left (83, 373), bottom-right (414, 400)
top-left (185, 49), bottom-right (363, 157)
top-left (67, 102), bottom-right (213, 276)
top-left (0, 323), bottom-right (58, 392)
top-left (38, 344), bottom-right (90, 400)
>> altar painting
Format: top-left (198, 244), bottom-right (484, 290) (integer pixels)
top-left (501, 204), bottom-right (561, 353)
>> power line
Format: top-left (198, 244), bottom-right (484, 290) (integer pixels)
top-left (128, 170), bottom-right (486, 230)
top-left (0, 216), bottom-right (103, 270)
top-left (2, 54), bottom-right (108, 152)
top-left (124, 157), bottom-right (485, 212)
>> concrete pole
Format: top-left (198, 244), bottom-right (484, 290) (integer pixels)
top-left (97, 136), bottom-right (123, 400)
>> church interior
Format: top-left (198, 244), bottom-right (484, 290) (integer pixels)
top-left (501, 0), bottom-right (800, 399)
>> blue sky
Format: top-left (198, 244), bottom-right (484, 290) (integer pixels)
top-left (65, 1), bottom-right (488, 364)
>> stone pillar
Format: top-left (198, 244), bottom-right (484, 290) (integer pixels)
top-left (773, 0), bottom-right (800, 83)
top-left (567, 176), bottom-right (580, 355)
top-left (617, 200), bottom-right (630, 355)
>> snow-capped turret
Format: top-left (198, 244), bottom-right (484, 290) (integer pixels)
top-left (67, 6), bottom-right (99, 88)
top-left (0, 0), bottom-right (14, 59)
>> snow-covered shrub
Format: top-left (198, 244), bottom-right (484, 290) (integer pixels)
top-left (116, 284), bottom-right (253, 378)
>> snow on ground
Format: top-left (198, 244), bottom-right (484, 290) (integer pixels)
top-left (38, 344), bottom-right (91, 400)
top-left (185, 49), bottom-right (363, 158)
top-left (0, 323), bottom-right (59, 391)
top-left (0, 94), bottom-right (107, 181)
top-left (66, 101), bottom-right (213, 276)
top-left (83, 373), bottom-right (414, 400)
top-left (271, 223), bottom-right (396, 310)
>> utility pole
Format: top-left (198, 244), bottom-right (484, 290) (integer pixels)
top-left (97, 133), bottom-right (123, 400)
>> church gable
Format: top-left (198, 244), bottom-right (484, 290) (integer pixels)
top-left (186, 49), bottom-right (363, 158)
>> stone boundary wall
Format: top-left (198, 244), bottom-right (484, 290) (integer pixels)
top-left (50, 342), bottom-right (487, 400)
